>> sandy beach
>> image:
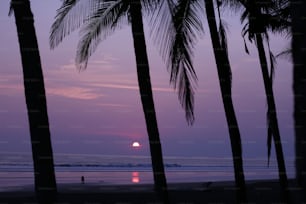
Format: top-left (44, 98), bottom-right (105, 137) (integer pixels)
top-left (0, 179), bottom-right (304, 203)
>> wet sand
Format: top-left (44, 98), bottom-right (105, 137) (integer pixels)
top-left (0, 179), bottom-right (304, 203)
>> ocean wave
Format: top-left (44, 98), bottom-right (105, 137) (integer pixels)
top-left (0, 163), bottom-right (182, 169)
top-left (55, 163), bottom-right (182, 168)
top-left (0, 162), bottom-right (283, 170)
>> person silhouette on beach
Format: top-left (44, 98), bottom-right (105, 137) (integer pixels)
top-left (81, 176), bottom-right (85, 184)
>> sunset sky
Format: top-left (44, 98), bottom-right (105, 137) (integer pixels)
top-left (0, 1), bottom-right (294, 164)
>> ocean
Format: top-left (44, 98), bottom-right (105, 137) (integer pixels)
top-left (0, 152), bottom-right (295, 190)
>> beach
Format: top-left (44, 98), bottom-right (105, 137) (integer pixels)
top-left (0, 153), bottom-right (299, 203)
top-left (0, 179), bottom-right (304, 203)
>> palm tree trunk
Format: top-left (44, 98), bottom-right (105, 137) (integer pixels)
top-left (290, 0), bottom-right (306, 200)
top-left (11, 0), bottom-right (57, 202)
top-left (129, 1), bottom-right (169, 203)
top-left (204, 0), bottom-right (247, 202)
top-left (255, 33), bottom-right (289, 202)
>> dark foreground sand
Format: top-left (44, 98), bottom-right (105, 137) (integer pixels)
top-left (0, 179), bottom-right (304, 203)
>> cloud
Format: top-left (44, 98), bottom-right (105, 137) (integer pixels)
top-left (91, 83), bottom-right (174, 93)
top-left (0, 76), bottom-right (103, 100)
top-left (60, 63), bottom-right (76, 70)
top-left (97, 103), bottom-right (131, 108)
top-left (89, 130), bottom-right (144, 139)
top-left (153, 87), bottom-right (174, 92)
top-left (59, 54), bottom-right (118, 71)
top-left (0, 75), bottom-right (21, 82)
top-left (0, 84), bottom-right (23, 95)
top-left (47, 87), bottom-right (103, 100)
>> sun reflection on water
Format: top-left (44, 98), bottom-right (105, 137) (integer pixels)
top-left (131, 171), bottom-right (140, 183)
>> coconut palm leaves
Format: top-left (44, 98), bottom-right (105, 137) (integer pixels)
top-left (50, 0), bottom-right (101, 49)
top-left (50, 0), bottom-right (127, 70)
top-left (150, 0), bottom-right (203, 124)
top-left (166, 0), bottom-right (202, 124)
top-left (76, 1), bottom-right (128, 70)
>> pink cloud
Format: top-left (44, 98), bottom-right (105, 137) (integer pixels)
top-left (90, 83), bottom-right (174, 93)
top-left (47, 87), bottom-right (103, 100)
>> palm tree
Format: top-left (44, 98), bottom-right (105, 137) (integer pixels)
top-left (204, 1), bottom-right (247, 202)
top-left (9, 0), bottom-right (57, 202)
top-left (50, 0), bottom-right (169, 202)
top-left (223, 0), bottom-right (290, 201)
top-left (290, 0), bottom-right (306, 198)
top-left (153, 0), bottom-right (247, 202)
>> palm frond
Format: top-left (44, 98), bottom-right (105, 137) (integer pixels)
top-left (141, 0), bottom-right (162, 15)
top-left (149, 0), bottom-right (175, 58)
top-left (8, 1), bottom-right (13, 16)
top-left (150, 0), bottom-right (203, 124)
top-left (170, 0), bottom-right (204, 124)
top-left (269, 50), bottom-right (276, 82)
top-left (265, 14), bottom-right (291, 36)
top-left (179, 69), bottom-right (195, 124)
top-left (219, 22), bottom-right (228, 55)
top-left (243, 37), bottom-right (250, 54)
top-left (221, 0), bottom-right (245, 12)
top-left (268, 50), bottom-right (276, 85)
top-left (276, 48), bottom-right (292, 61)
top-left (240, 9), bottom-right (249, 23)
top-left (76, 0), bottom-right (127, 70)
top-left (241, 23), bottom-right (255, 42)
top-left (242, 22), bottom-right (254, 45)
top-left (50, 0), bottom-right (100, 49)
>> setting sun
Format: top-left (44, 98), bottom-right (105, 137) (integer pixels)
top-left (132, 142), bottom-right (140, 148)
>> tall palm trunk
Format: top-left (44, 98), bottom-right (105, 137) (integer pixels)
top-left (204, 0), bottom-right (247, 202)
top-left (129, 1), bottom-right (169, 203)
top-left (290, 0), bottom-right (306, 199)
top-left (291, 0), bottom-right (306, 185)
top-left (255, 33), bottom-right (289, 202)
top-left (11, 0), bottom-right (57, 201)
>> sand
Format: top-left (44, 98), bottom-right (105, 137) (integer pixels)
top-left (0, 179), bottom-right (304, 203)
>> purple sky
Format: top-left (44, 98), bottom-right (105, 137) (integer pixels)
top-left (0, 1), bottom-right (294, 165)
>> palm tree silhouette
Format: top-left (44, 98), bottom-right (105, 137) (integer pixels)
top-left (50, 1), bottom-right (169, 202)
top-left (150, 0), bottom-right (199, 125)
top-left (155, 0), bottom-right (247, 202)
top-left (205, 1), bottom-right (247, 202)
top-left (9, 0), bottom-right (57, 202)
top-left (223, 0), bottom-right (290, 201)
top-left (291, 0), bottom-right (306, 199)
